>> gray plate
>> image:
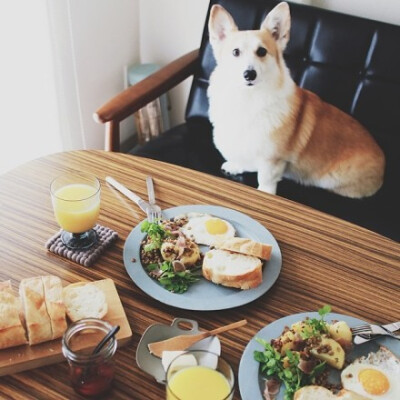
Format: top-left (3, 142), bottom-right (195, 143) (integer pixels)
top-left (123, 205), bottom-right (282, 311)
top-left (239, 312), bottom-right (400, 400)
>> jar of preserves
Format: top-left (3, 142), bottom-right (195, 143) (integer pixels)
top-left (62, 318), bottom-right (117, 397)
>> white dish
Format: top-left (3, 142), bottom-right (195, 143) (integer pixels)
top-left (123, 205), bottom-right (282, 311)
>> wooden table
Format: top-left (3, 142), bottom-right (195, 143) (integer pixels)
top-left (0, 150), bottom-right (399, 399)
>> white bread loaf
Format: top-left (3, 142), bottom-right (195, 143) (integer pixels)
top-left (42, 276), bottom-right (67, 340)
top-left (19, 277), bottom-right (53, 345)
top-left (0, 281), bottom-right (27, 349)
top-left (63, 282), bottom-right (108, 322)
top-left (202, 249), bottom-right (263, 289)
top-left (217, 237), bottom-right (272, 260)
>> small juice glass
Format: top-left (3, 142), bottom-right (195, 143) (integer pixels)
top-left (50, 172), bottom-right (100, 249)
top-left (166, 350), bottom-right (234, 400)
top-left (62, 318), bottom-right (117, 397)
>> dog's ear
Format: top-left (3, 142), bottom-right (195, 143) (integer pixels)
top-left (208, 5), bottom-right (238, 51)
top-left (261, 2), bottom-right (291, 51)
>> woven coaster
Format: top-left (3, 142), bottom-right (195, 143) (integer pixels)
top-left (45, 225), bottom-right (118, 267)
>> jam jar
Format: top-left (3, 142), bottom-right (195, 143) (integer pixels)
top-left (62, 318), bottom-right (117, 397)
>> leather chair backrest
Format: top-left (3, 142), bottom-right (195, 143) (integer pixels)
top-left (186, 0), bottom-right (400, 160)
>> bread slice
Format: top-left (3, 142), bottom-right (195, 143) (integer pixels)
top-left (217, 237), bottom-right (272, 260)
top-left (0, 281), bottom-right (27, 349)
top-left (202, 249), bottom-right (263, 289)
top-left (63, 282), bottom-right (108, 322)
top-left (42, 276), bottom-right (67, 340)
top-left (294, 386), bottom-right (370, 400)
top-left (19, 277), bottom-right (52, 345)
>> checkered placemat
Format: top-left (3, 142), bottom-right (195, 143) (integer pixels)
top-left (45, 225), bottom-right (118, 267)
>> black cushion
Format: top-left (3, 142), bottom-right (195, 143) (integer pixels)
top-left (131, 0), bottom-right (400, 241)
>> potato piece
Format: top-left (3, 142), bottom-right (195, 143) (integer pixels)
top-left (161, 241), bottom-right (200, 266)
top-left (161, 242), bottom-right (178, 262)
top-left (328, 321), bottom-right (352, 342)
top-left (180, 242), bottom-right (200, 266)
top-left (291, 321), bottom-right (313, 337)
top-left (310, 337), bottom-right (345, 369)
top-left (280, 330), bottom-right (296, 355)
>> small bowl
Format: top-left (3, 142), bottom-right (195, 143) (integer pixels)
top-left (136, 318), bottom-right (221, 383)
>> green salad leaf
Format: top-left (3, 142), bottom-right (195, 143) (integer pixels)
top-left (146, 261), bottom-right (201, 293)
top-left (141, 220), bottom-right (171, 251)
top-left (300, 304), bottom-right (331, 339)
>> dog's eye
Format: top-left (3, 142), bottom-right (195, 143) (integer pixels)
top-left (232, 48), bottom-right (240, 57)
top-left (256, 47), bottom-right (267, 57)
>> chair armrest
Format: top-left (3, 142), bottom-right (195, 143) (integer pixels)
top-left (93, 49), bottom-right (200, 151)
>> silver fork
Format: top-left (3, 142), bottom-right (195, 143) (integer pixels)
top-left (145, 176), bottom-right (162, 222)
top-left (352, 322), bottom-right (400, 344)
top-left (351, 322), bottom-right (400, 336)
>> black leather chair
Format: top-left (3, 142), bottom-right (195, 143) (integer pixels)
top-left (95, 0), bottom-right (400, 241)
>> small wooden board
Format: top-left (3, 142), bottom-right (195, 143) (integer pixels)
top-left (0, 278), bottom-right (132, 376)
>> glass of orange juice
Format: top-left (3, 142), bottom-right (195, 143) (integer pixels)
top-left (166, 350), bottom-right (234, 400)
top-left (50, 172), bottom-right (101, 250)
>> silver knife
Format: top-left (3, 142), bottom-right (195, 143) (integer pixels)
top-left (382, 321), bottom-right (400, 332)
top-left (106, 176), bottom-right (149, 214)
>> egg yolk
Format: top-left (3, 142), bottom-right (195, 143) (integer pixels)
top-left (358, 368), bottom-right (389, 395)
top-left (205, 218), bottom-right (228, 235)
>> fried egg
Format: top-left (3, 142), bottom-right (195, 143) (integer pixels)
top-left (180, 213), bottom-right (235, 246)
top-left (341, 347), bottom-right (400, 399)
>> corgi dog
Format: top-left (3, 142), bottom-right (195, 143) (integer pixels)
top-left (207, 2), bottom-right (385, 197)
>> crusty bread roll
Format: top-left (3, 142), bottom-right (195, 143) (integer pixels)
top-left (63, 282), bottom-right (108, 322)
top-left (19, 277), bottom-right (52, 345)
top-left (0, 281), bottom-right (27, 349)
top-left (202, 249), bottom-right (263, 289)
top-left (217, 237), bottom-right (272, 260)
top-left (42, 276), bottom-right (67, 340)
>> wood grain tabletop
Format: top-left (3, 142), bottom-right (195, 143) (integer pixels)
top-left (0, 150), bottom-right (398, 399)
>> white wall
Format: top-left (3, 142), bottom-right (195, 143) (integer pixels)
top-left (312, 0), bottom-right (400, 26)
top-left (139, 0), bottom-right (209, 126)
top-left (139, 0), bottom-right (400, 126)
top-left (49, 0), bottom-right (141, 150)
top-left (0, 0), bottom-right (61, 173)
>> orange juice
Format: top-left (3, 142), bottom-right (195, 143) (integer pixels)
top-left (167, 366), bottom-right (232, 400)
top-left (53, 183), bottom-right (100, 233)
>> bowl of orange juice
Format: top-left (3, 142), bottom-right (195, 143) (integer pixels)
top-left (50, 172), bottom-right (101, 250)
top-left (166, 350), bottom-right (234, 400)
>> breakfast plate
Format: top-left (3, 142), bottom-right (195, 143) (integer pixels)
top-left (238, 312), bottom-right (400, 400)
top-left (123, 205), bottom-right (282, 311)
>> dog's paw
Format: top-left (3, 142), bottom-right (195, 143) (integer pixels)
top-left (257, 184), bottom-right (277, 194)
top-left (221, 161), bottom-right (245, 175)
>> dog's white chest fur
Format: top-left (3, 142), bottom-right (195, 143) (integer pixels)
top-left (208, 71), bottom-right (293, 173)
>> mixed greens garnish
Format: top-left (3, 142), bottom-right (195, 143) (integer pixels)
top-left (300, 304), bottom-right (331, 339)
top-left (140, 220), bottom-right (171, 251)
top-left (254, 306), bottom-right (332, 400)
top-left (140, 220), bottom-right (202, 294)
top-left (145, 261), bottom-right (201, 294)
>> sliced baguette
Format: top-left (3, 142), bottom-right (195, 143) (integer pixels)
top-left (217, 237), bottom-right (272, 260)
top-left (19, 277), bottom-right (53, 345)
top-left (202, 249), bottom-right (263, 290)
top-left (0, 281), bottom-right (27, 349)
top-left (42, 276), bottom-right (67, 340)
top-left (63, 282), bottom-right (108, 322)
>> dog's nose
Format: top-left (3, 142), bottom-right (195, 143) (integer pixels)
top-left (243, 69), bottom-right (257, 82)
